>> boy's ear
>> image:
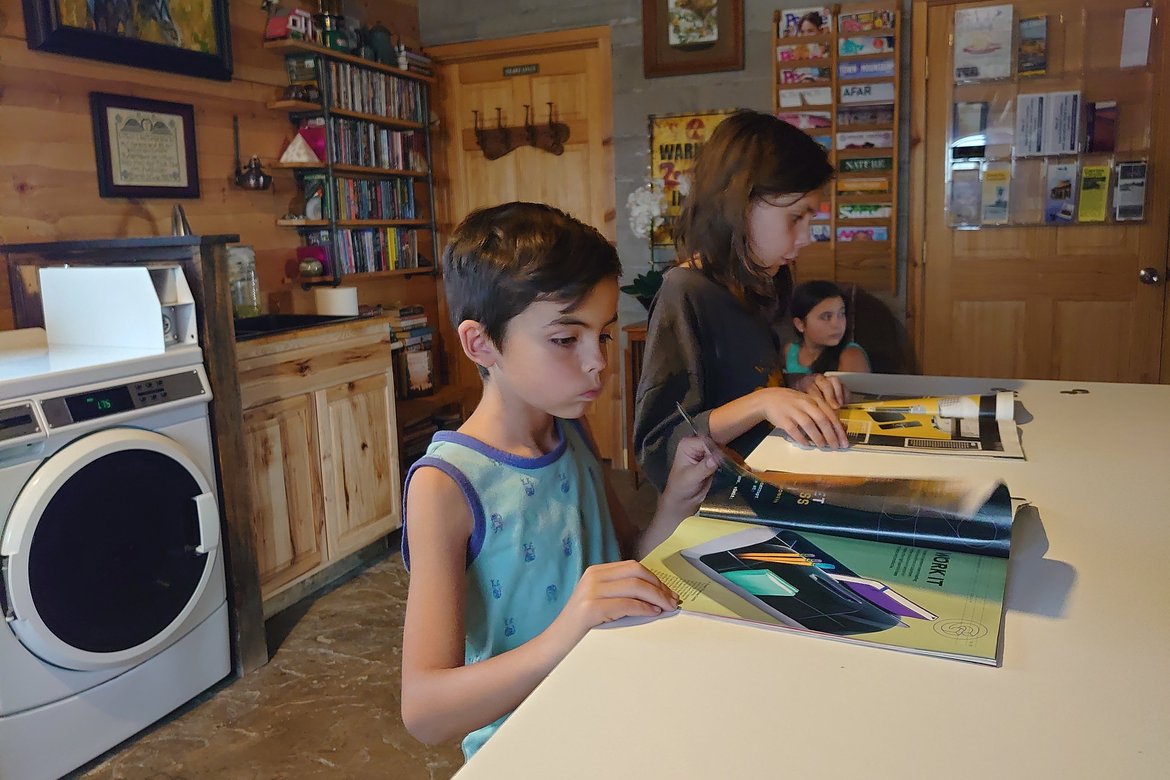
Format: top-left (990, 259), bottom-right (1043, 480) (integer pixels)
top-left (457, 320), bottom-right (499, 370)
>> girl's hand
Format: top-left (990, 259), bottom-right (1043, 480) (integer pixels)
top-left (756, 386), bottom-right (849, 449)
top-left (660, 435), bottom-right (719, 520)
top-left (544, 561), bottom-right (679, 650)
top-left (804, 373), bottom-right (848, 408)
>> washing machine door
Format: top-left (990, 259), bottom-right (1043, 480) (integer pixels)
top-left (1, 427), bottom-right (221, 671)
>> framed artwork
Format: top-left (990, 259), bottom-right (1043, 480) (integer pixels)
top-left (22, 0), bottom-right (233, 81)
top-left (90, 92), bottom-right (200, 199)
top-left (642, 0), bottom-right (744, 78)
top-left (648, 109), bottom-right (736, 246)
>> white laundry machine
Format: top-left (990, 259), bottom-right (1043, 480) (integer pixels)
top-left (0, 331), bottom-right (230, 780)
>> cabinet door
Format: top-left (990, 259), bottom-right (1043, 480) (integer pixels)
top-left (320, 370), bottom-right (402, 559)
top-left (242, 394), bottom-right (326, 597)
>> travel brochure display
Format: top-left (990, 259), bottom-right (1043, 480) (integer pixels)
top-left (647, 405), bottom-right (1014, 665)
top-left (947, 6), bottom-right (1152, 229)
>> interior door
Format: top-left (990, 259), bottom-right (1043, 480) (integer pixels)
top-left (430, 27), bottom-right (620, 460)
top-left (915, 0), bottom-right (1169, 381)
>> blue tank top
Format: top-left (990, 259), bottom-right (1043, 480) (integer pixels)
top-left (785, 341), bottom-right (867, 374)
top-left (401, 418), bottom-right (620, 759)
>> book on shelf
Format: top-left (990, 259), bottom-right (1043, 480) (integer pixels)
top-left (806, 391), bottom-right (1026, 459)
top-left (392, 335), bottom-right (435, 399)
top-left (639, 405), bottom-right (1016, 666)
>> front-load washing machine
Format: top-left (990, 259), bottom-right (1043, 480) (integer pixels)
top-left (0, 333), bottom-right (230, 780)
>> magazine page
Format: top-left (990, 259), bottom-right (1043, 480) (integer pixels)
top-left (844, 391), bottom-right (1015, 421)
top-left (701, 472), bottom-right (1014, 558)
top-left (675, 403), bottom-right (1015, 556)
top-left (834, 407), bottom-right (1024, 459)
top-left (642, 516), bottom-right (1007, 665)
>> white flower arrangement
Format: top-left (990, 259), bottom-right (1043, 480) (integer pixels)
top-left (626, 181), bottom-right (667, 240)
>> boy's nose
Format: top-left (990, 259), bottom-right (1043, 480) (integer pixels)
top-left (582, 341), bottom-right (607, 374)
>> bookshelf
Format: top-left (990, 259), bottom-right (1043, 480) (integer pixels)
top-left (267, 39), bottom-right (438, 288)
top-left (772, 4), bottom-right (901, 293)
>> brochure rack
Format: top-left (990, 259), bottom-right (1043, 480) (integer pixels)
top-left (772, 3), bottom-right (901, 294)
top-left (944, 4), bottom-right (1152, 228)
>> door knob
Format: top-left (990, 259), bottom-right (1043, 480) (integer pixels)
top-left (1138, 267), bottom-right (1162, 285)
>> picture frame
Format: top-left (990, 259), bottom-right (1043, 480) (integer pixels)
top-left (642, 0), bottom-right (744, 78)
top-left (22, 0), bottom-right (233, 81)
top-left (89, 92), bottom-right (200, 199)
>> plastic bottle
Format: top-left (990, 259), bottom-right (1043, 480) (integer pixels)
top-left (228, 245), bottom-right (262, 319)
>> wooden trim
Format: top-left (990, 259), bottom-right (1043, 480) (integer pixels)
top-left (427, 25), bottom-right (611, 63)
top-left (907, 0), bottom-right (930, 367)
top-left (263, 39), bottom-right (434, 83)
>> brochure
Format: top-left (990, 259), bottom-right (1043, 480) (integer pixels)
top-left (838, 58), bottom-right (896, 80)
top-left (839, 156), bottom-right (893, 173)
top-left (953, 4), bottom-right (1013, 81)
top-left (777, 42), bottom-right (829, 61)
top-left (836, 226), bottom-right (889, 242)
top-left (836, 177), bottom-right (889, 194)
top-left (1042, 91), bottom-right (1080, 155)
top-left (840, 82), bottom-right (896, 104)
top-left (837, 130), bottom-right (893, 149)
top-left (839, 36), bottom-right (895, 57)
top-left (980, 163), bottom-right (1011, 225)
top-left (778, 111), bottom-right (832, 130)
top-left (779, 6), bottom-right (833, 37)
top-left (779, 66), bottom-right (831, 83)
top-left (779, 86), bottom-right (833, 107)
top-left (833, 391), bottom-right (1025, 459)
top-left (1113, 160), bottom-right (1148, 221)
top-left (1015, 93), bottom-right (1045, 156)
top-left (1077, 165), bottom-right (1110, 223)
top-left (949, 165), bottom-right (982, 226)
top-left (1044, 161), bottom-right (1078, 223)
top-left (838, 9), bottom-right (896, 33)
top-left (1017, 15), bottom-right (1048, 76)
top-left (839, 203), bottom-right (892, 219)
top-left (838, 105), bottom-right (895, 127)
top-left (645, 406), bottom-right (1014, 665)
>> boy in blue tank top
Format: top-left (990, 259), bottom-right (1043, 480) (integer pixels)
top-left (400, 202), bottom-right (718, 760)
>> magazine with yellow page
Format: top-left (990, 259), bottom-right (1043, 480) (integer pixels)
top-left (832, 391), bottom-right (1025, 459)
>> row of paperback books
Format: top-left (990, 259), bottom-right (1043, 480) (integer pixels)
top-left (389, 305), bottom-right (436, 400)
top-left (396, 47), bottom-right (434, 77)
top-left (306, 227), bottom-right (422, 274)
top-left (329, 177), bottom-right (416, 221)
top-left (325, 60), bottom-right (426, 123)
top-left (328, 120), bottom-right (427, 171)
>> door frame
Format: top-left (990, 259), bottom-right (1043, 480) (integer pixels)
top-left (908, 0), bottom-right (1170, 382)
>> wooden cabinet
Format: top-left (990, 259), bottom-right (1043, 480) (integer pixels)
top-left (238, 319), bottom-right (401, 603)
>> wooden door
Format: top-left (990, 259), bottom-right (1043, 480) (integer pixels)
top-left (911, 0), bottom-right (1169, 381)
top-left (243, 394), bottom-right (325, 597)
top-left (430, 27), bottom-right (620, 459)
top-left (320, 371), bottom-right (402, 558)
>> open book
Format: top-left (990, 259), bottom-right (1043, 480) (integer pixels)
top-left (641, 406), bottom-right (1016, 665)
top-left (832, 391), bottom-right (1025, 459)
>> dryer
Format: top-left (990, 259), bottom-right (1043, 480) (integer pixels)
top-left (0, 334), bottom-right (230, 780)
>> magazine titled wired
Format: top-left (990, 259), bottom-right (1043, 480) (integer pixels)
top-left (641, 403), bottom-right (1022, 665)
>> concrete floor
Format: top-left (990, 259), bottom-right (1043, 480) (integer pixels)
top-left (72, 469), bottom-right (656, 780)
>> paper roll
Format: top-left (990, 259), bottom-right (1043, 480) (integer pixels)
top-left (314, 286), bottom-right (359, 316)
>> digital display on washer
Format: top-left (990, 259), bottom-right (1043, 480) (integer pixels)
top-left (64, 386), bottom-right (135, 421)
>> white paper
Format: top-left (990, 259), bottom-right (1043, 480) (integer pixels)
top-left (839, 82), bottom-right (896, 104)
top-left (954, 4), bottom-right (1013, 81)
top-left (1015, 93), bottom-right (1045, 156)
top-left (1043, 91), bottom-right (1080, 155)
top-left (779, 87), bottom-right (833, 107)
top-left (1120, 8), bottom-right (1153, 68)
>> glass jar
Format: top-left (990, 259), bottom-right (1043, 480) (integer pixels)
top-left (228, 246), bottom-right (262, 319)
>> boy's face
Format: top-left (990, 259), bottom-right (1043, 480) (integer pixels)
top-left (489, 277), bottom-right (619, 419)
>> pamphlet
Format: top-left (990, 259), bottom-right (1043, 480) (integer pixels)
top-left (780, 66), bottom-right (831, 83)
top-left (949, 165), bottom-right (981, 226)
top-left (1120, 7), bottom-right (1153, 68)
top-left (1113, 160), bottom-right (1148, 221)
top-left (810, 224), bottom-right (832, 242)
top-left (839, 82), bottom-right (896, 104)
top-left (839, 203), bottom-right (892, 219)
top-left (777, 111), bottom-right (832, 130)
top-left (839, 36), bottom-right (895, 57)
top-left (953, 4), bottom-right (1013, 81)
top-left (779, 86), bottom-right (833, 107)
top-left (952, 101), bottom-right (988, 159)
top-left (981, 163), bottom-right (1011, 225)
top-left (838, 105), bottom-right (894, 126)
top-left (1042, 91), bottom-right (1080, 155)
top-left (1043, 161), bottom-right (1078, 223)
top-left (838, 58), bottom-right (896, 80)
top-left (1015, 93), bottom-right (1045, 156)
top-left (839, 156), bottom-right (893, 173)
top-left (777, 42), bottom-right (829, 61)
top-left (836, 177), bottom-right (889, 194)
top-left (838, 9), bottom-right (896, 33)
top-left (1017, 15), bottom-right (1048, 76)
top-left (837, 130), bottom-right (893, 149)
top-left (1076, 165), bottom-right (1110, 223)
top-left (836, 226), bottom-right (889, 241)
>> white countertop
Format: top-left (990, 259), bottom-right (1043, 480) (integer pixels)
top-left (454, 374), bottom-right (1170, 779)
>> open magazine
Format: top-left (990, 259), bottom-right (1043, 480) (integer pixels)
top-left (641, 406), bottom-right (1017, 665)
top-left (832, 391), bottom-right (1025, 459)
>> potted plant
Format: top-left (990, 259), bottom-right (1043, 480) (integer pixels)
top-left (620, 267), bottom-right (664, 310)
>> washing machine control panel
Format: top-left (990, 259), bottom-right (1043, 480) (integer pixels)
top-left (0, 402), bottom-right (41, 446)
top-left (41, 370), bottom-right (207, 428)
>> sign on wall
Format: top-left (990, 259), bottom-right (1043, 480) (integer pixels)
top-left (648, 110), bottom-right (735, 247)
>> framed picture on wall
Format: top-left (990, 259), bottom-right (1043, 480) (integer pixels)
top-left (642, 0), bottom-right (745, 78)
top-left (89, 92), bottom-right (201, 199)
top-left (22, 0), bottom-right (233, 81)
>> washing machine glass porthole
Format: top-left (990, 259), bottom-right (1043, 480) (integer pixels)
top-left (26, 448), bottom-right (207, 653)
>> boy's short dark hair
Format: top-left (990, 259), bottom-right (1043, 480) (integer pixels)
top-left (443, 202), bottom-right (621, 355)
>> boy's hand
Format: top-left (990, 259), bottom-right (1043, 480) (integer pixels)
top-left (659, 435), bottom-right (719, 520)
top-left (758, 386), bottom-right (849, 449)
top-left (544, 561), bottom-right (679, 652)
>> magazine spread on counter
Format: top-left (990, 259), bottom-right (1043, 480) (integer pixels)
top-left (832, 391), bottom-right (1025, 459)
top-left (643, 406), bottom-right (1017, 665)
